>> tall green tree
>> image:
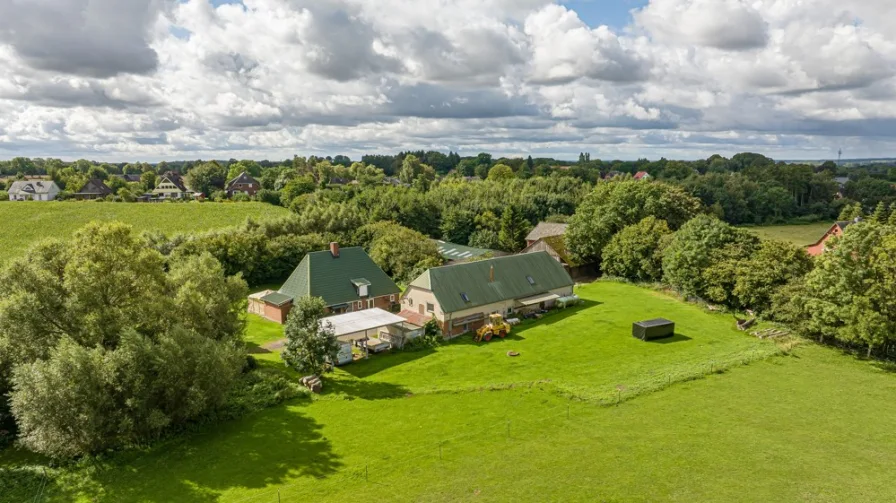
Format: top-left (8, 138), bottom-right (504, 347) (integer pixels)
top-left (282, 297), bottom-right (341, 377)
top-left (662, 215), bottom-right (760, 299)
top-left (185, 161), bottom-right (227, 196)
top-left (602, 217), bottom-right (672, 282)
top-left (498, 205), bottom-right (530, 252)
top-left (567, 180), bottom-right (702, 264)
top-left (487, 164), bottom-right (514, 182)
top-left (0, 223), bottom-right (247, 458)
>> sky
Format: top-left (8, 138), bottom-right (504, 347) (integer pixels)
top-left (1, 0), bottom-right (895, 162)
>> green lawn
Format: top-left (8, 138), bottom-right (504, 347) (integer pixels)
top-left (745, 222), bottom-right (831, 247)
top-left (0, 202), bottom-right (289, 262)
top-left (4, 282), bottom-right (896, 502)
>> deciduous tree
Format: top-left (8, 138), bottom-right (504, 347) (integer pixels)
top-left (282, 297), bottom-right (341, 377)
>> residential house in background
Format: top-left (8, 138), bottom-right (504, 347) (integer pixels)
top-left (7, 180), bottom-right (60, 201)
top-left (152, 172), bottom-right (192, 199)
top-left (73, 179), bottom-right (113, 200)
top-left (400, 252), bottom-right (574, 337)
top-left (807, 219), bottom-right (858, 257)
top-left (249, 243), bottom-right (401, 324)
top-left (114, 174), bottom-right (143, 183)
top-left (633, 171), bottom-right (652, 180)
top-left (226, 172), bottom-right (260, 197)
top-left (525, 222), bottom-right (568, 247)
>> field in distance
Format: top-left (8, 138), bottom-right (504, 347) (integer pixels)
top-left (0, 202), bottom-right (290, 262)
top-left (745, 221), bottom-right (830, 247)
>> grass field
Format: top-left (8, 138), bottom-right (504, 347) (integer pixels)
top-left (745, 222), bottom-right (831, 246)
top-left (4, 282), bottom-right (896, 502)
top-left (0, 202), bottom-right (289, 262)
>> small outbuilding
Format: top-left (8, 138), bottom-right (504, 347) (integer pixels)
top-left (632, 318), bottom-right (675, 341)
top-left (322, 308), bottom-right (421, 362)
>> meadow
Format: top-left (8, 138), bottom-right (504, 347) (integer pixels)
top-left (745, 222), bottom-right (831, 246)
top-left (9, 282), bottom-right (896, 502)
top-left (0, 202), bottom-right (289, 262)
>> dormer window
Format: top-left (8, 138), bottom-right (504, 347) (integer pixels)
top-left (351, 278), bottom-right (371, 297)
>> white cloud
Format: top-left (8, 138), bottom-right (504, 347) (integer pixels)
top-left (1, 0), bottom-right (896, 160)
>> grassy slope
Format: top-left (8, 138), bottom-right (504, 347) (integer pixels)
top-left (745, 222), bottom-right (832, 246)
top-left (0, 202), bottom-right (289, 262)
top-left (4, 283), bottom-right (896, 502)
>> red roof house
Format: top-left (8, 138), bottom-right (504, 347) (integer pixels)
top-left (807, 220), bottom-right (857, 257)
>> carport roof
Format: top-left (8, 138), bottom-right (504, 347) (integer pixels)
top-left (320, 308), bottom-right (407, 338)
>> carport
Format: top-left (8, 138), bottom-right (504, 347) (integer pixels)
top-left (321, 308), bottom-right (409, 359)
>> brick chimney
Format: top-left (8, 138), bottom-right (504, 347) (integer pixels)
top-left (330, 242), bottom-right (340, 258)
top-left (489, 264), bottom-right (495, 283)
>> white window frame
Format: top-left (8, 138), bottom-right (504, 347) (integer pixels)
top-left (427, 303), bottom-right (434, 313)
top-left (367, 299), bottom-right (374, 309)
top-left (357, 301), bottom-right (363, 310)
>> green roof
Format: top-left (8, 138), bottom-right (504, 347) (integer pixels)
top-left (260, 292), bottom-right (293, 306)
top-left (409, 252), bottom-right (574, 313)
top-left (279, 247), bottom-right (400, 307)
top-left (434, 240), bottom-right (497, 261)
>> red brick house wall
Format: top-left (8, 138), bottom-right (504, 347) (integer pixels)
top-left (263, 303), bottom-right (291, 324)
top-left (262, 294), bottom-right (397, 325)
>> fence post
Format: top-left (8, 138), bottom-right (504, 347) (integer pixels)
top-left (439, 442), bottom-right (442, 460)
top-left (366, 463), bottom-right (369, 482)
top-left (507, 420), bottom-right (511, 439)
top-left (567, 404), bottom-right (570, 419)
top-left (278, 489), bottom-right (281, 503)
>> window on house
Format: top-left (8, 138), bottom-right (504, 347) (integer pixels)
top-left (408, 298), bottom-right (414, 306)
top-left (526, 275), bottom-right (536, 285)
top-left (426, 303), bottom-right (434, 313)
top-left (390, 294), bottom-right (395, 302)
top-left (357, 301), bottom-right (363, 310)
top-left (368, 299), bottom-right (374, 309)
top-left (460, 292), bottom-right (470, 303)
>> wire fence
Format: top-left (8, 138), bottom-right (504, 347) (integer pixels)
top-left (172, 344), bottom-right (787, 503)
top-left (20, 338), bottom-right (792, 502)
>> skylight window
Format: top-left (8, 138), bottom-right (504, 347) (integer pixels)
top-left (526, 275), bottom-right (536, 285)
top-left (460, 292), bottom-right (470, 303)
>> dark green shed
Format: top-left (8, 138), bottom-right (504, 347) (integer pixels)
top-left (632, 318), bottom-right (675, 341)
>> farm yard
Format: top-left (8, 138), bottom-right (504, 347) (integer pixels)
top-left (4, 281), bottom-right (896, 502)
top-left (744, 222), bottom-right (831, 247)
top-left (0, 202), bottom-right (289, 262)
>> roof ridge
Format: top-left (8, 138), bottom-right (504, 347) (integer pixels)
top-left (429, 251), bottom-right (551, 272)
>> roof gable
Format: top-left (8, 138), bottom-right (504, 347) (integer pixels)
top-left (76, 179), bottom-right (113, 196)
top-left (9, 180), bottom-right (59, 194)
top-left (279, 247), bottom-right (400, 306)
top-left (410, 252), bottom-right (574, 313)
top-left (226, 171), bottom-right (258, 189)
top-left (525, 222), bottom-right (568, 242)
top-left (157, 172), bottom-right (188, 191)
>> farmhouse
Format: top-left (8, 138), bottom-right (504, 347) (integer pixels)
top-left (226, 171), bottom-right (259, 197)
top-left (7, 180), bottom-right (60, 201)
top-left (401, 252), bottom-right (574, 337)
top-left (807, 219), bottom-right (857, 256)
top-left (249, 243), bottom-right (401, 324)
top-left (73, 179), bottom-right (113, 200)
top-left (525, 222), bottom-right (568, 247)
top-left (633, 171), bottom-right (652, 180)
top-left (152, 172), bottom-right (192, 199)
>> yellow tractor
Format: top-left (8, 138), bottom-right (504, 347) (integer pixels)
top-left (475, 313), bottom-right (512, 342)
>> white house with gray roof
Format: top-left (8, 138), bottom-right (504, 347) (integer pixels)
top-left (7, 180), bottom-right (61, 201)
